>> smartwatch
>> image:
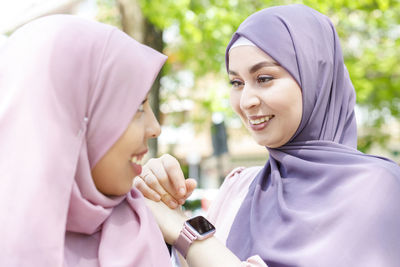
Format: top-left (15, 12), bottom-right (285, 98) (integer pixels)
top-left (173, 215), bottom-right (216, 258)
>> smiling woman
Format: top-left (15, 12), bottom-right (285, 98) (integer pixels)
top-left (92, 98), bottom-right (161, 196)
top-left (0, 15), bottom-right (171, 266)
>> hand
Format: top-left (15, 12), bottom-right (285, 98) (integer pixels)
top-left (134, 154), bottom-right (197, 209)
top-left (145, 199), bottom-right (242, 267)
top-left (144, 198), bottom-right (188, 244)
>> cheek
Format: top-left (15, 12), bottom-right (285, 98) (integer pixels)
top-left (91, 153), bottom-right (125, 195)
top-left (124, 124), bottom-right (142, 147)
top-left (270, 85), bottom-right (302, 131)
top-left (230, 91), bottom-right (242, 115)
top-left (267, 83), bottom-right (301, 110)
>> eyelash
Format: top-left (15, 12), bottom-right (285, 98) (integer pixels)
top-left (138, 104), bottom-right (144, 112)
top-left (229, 79), bottom-right (243, 87)
top-left (138, 99), bottom-right (148, 112)
top-left (229, 75), bottom-right (274, 88)
top-left (257, 75), bottom-right (273, 84)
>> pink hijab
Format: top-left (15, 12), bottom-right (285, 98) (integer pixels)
top-left (0, 15), bottom-right (171, 266)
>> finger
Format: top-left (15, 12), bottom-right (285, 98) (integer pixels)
top-left (142, 171), bottom-right (168, 197)
top-left (135, 176), bottom-right (179, 209)
top-left (174, 178), bottom-right (197, 205)
top-left (159, 193), bottom-right (179, 209)
top-left (141, 165), bottom-right (169, 196)
top-left (133, 176), bottom-right (161, 201)
top-left (185, 178), bottom-right (197, 196)
top-left (142, 172), bottom-right (179, 209)
top-left (160, 154), bottom-right (187, 197)
top-left (147, 156), bottom-right (180, 198)
top-left (137, 165), bottom-right (160, 199)
top-left (177, 179), bottom-right (197, 204)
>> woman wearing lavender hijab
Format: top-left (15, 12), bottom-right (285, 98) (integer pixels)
top-left (0, 15), bottom-right (175, 266)
top-left (136, 4), bottom-right (400, 267)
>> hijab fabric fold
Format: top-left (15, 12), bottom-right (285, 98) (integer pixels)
top-left (225, 5), bottom-right (400, 266)
top-left (0, 15), bottom-right (171, 266)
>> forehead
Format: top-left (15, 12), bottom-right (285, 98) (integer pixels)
top-left (228, 45), bottom-right (277, 70)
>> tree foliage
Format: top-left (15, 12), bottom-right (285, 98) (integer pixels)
top-left (98, 0), bottom-right (400, 152)
top-left (138, 0), bottom-right (400, 152)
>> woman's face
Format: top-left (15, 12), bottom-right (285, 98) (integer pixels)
top-left (91, 97), bottom-right (161, 196)
top-left (228, 45), bottom-right (302, 148)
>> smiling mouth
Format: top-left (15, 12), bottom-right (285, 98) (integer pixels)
top-left (130, 150), bottom-right (147, 165)
top-left (249, 115), bottom-right (274, 125)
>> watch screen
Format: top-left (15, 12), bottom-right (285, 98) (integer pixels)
top-left (187, 216), bottom-right (215, 234)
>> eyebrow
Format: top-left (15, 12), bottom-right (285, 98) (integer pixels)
top-left (228, 61), bottom-right (280, 76)
top-left (249, 61), bottom-right (280, 73)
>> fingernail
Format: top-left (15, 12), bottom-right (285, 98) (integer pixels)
top-left (179, 187), bottom-right (186, 196)
top-left (154, 193), bottom-right (161, 201)
top-left (169, 201), bottom-right (178, 208)
top-left (179, 199), bottom-right (185, 205)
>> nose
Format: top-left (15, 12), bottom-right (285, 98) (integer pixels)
top-left (240, 83), bottom-right (260, 110)
top-left (147, 110), bottom-right (161, 138)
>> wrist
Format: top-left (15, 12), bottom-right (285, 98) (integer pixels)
top-left (173, 215), bottom-right (216, 258)
top-left (166, 212), bottom-right (187, 245)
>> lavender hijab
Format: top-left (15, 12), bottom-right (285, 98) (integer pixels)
top-left (0, 16), bottom-right (171, 266)
top-left (226, 5), bottom-right (400, 266)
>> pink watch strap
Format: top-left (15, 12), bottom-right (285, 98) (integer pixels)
top-left (173, 223), bottom-right (197, 258)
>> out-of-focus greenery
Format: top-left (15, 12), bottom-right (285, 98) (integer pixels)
top-left (183, 198), bottom-right (201, 211)
top-left (96, 0), bottom-right (122, 28)
top-left (98, 0), bottom-right (400, 152)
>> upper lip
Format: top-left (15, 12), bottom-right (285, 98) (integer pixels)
top-left (131, 149), bottom-right (148, 160)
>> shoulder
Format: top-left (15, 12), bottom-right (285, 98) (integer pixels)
top-left (345, 160), bottom-right (400, 227)
top-left (209, 166), bottom-right (264, 212)
top-left (220, 166), bottom-right (263, 193)
top-left (359, 157), bottom-right (400, 191)
top-left (226, 166), bottom-right (263, 180)
top-left (344, 164), bottom-right (400, 264)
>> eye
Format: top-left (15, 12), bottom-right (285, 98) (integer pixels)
top-left (257, 75), bottom-right (273, 84)
top-left (138, 104), bottom-right (144, 112)
top-left (229, 79), bottom-right (244, 88)
top-left (138, 98), bottom-right (147, 113)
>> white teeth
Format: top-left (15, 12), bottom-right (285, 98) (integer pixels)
top-left (131, 156), bottom-right (142, 164)
top-left (249, 116), bottom-right (273, 125)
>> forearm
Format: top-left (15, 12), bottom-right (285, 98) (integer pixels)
top-left (176, 253), bottom-right (189, 267)
top-left (179, 237), bottom-right (241, 267)
top-left (144, 199), bottom-right (242, 266)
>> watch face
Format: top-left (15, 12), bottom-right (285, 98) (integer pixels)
top-left (187, 216), bottom-right (215, 235)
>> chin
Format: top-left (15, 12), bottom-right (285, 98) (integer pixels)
top-left (255, 139), bottom-right (279, 148)
top-left (252, 135), bottom-right (268, 147)
top-left (116, 184), bottom-right (132, 196)
top-left (102, 183), bottom-right (132, 197)
top-left (255, 139), bottom-right (268, 147)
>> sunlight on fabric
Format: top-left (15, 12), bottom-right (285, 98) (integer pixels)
top-left (0, 34), bottom-right (7, 47)
top-left (0, 0), bottom-right (95, 34)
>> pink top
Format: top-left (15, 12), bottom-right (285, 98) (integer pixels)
top-left (207, 166), bottom-right (267, 267)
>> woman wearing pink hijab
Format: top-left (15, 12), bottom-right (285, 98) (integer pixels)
top-left (0, 15), bottom-right (172, 266)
